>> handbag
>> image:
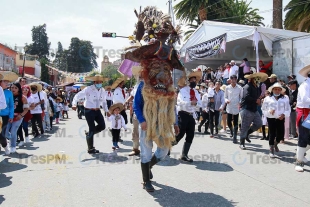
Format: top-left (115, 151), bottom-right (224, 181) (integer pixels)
top-left (302, 113), bottom-right (310, 129)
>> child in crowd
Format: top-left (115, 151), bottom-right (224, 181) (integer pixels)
top-left (62, 102), bottom-right (69, 119)
top-left (108, 103), bottom-right (127, 150)
top-left (261, 90), bottom-right (270, 140)
top-left (207, 82), bottom-right (215, 112)
top-left (55, 97), bottom-right (63, 124)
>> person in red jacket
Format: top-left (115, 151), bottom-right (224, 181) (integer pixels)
top-left (259, 60), bottom-right (273, 73)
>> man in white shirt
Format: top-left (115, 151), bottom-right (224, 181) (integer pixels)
top-left (72, 75), bottom-right (110, 154)
top-left (229, 60), bottom-right (239, 79)
top-left (225, 75), bottom-right (242, 143)
top-left (29, 83), bottom-right (46, 138)
top-left (294, 65), bottom-right (310, 172)
top-left (112, 77), bottom-right (128, 124)
top-left (175, 71), bottom-right (202, 162)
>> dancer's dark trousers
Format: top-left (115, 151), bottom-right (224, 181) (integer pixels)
top-left (227, 113), bottom-right (239, 133)
top-left (200, 111), bottom-right (209, 129)
top-left (31, 113), bottom-right (44, 135)
top-left (0, 116), bottom-right (9, 148)
top-left (176, 111), bottom-right (195, 144)
top-left (111, 129), bottom-right (120, 142)
top-left (84, 109), bottom-right (106, 148)
top-left (77, 105), bottom-right (84, 118)
top-left (298, 118), bottom-right (310, 148)
top-left (267, 118), bottom-right (284, 145)
top-left (107, 100), bottom-right (113, 109)
top-left (120, 109), bottom-right (128, 124)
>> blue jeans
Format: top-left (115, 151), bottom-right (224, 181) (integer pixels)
top-left (43, 111), bottom-right (50, 130)
top-left (139, 126), bottom-right (169, 163)
top-left (6, 118), bottom-right (23, 147)
top-left (22, 120), bottom-right (29, 137)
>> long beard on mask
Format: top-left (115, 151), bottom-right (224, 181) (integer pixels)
top-left (142, 84), bottom-right (176, 149)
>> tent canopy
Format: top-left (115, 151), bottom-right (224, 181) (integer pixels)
top-left (180, 21), bottom-right (310, 70)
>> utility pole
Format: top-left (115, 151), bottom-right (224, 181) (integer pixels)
top-left (168, 0), bottom-right (176, 27)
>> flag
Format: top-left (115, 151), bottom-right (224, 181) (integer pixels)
top-left (118, 59), bottom-right (139, 77)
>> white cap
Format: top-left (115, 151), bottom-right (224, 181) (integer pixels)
top-left (230, 60), bottom-right (235, 63)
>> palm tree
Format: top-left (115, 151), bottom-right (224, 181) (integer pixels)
top-left (284, 0), bottom-right (310, 32)
top-left (273, 0), bottom-right (283, 29)
top-left (183, 18), bottom-right (202, 40)
top-left (223, 0), bottom-right (265, 26)
top-left (174, 0), bottom-right (224, 23)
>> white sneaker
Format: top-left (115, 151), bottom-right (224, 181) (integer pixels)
top-left (10, 147), bottom-right (16, 154)
top-left (295, 165), bottom-right (304, 172)
top-left (25, 136), bottom-right (31, 143)
top-left (4, 145), bottom-right (10, 155)
top-left (269, 153), bottom-right (276, 158)
top-left (18, 141), bottom-right (25, 147)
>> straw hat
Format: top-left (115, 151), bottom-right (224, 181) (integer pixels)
top-left (0, 74), bottom-right (3, 80)
top-left (268, 82), bottom-right (286, 93)
top-left (132, 66), bottom-right (142, 76)
top-left (44, 89), bottom-right (49, 94)
top-left (109, 103), bottom-right (124, 114)
top-left (268, 74), bottom-right (277, 79)
top-left (200, 83), bottom-right (206, 87)
top-left (238, 80), bottom-right (245, 84)
top-left (220, 85), bottom-right (227, 91)
top-left (299, 65), bottom-right (310, 77)
top-left (56, 97), bottom-right (63, 102)
top-left (29, 82), bottom-right (43, 92)
top-left (112, 77), bottom-right (126, 89)
top-left (124, 41), bottom-right (142, 51)
top-left (244, 72), bottom-right (268, 82)
top-left (177, 76), bottom-right (187, 87)
top-left (85, 75), bottom-right (109, 82)
top-left (105, 85), bottom-right (112, 90)
top-left (0, 71), bottom-right (18, 82)
top-left (188, 71), bottom-right (202, 83)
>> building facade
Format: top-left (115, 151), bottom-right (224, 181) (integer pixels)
top-left (0, 43), bottom-right (17, 71)
top-left (101, 55), bottom-right (111, 72)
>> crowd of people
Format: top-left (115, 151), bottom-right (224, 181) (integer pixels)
top-left (0, 72), bottom-right (70, 155)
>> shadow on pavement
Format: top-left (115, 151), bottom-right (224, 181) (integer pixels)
top-left (80, 151), bottom-right (129, 164)
top-left (0, 195), bottom-right (5, 205)
top-left (120, 140), bottom-right (133, 147)
top-left (157, 157), bottom-right (180, 167)
top-left (0, 173), bottom-right (12, 189)
top-left (151, 181), bottom-right (236, 207)
top-left (0, 158), bottom-right (28, 173)
top-left (194, 161), bottom-right (234, 172)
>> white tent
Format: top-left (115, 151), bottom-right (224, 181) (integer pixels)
top-left (180, 21), bottom-right (310, 71)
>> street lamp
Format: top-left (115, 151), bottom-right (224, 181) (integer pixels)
top-left (22, 46), bottom-right (28, 77)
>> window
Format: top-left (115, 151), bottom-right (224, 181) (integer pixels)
top-left (20, 54), bottom-right (23, 60)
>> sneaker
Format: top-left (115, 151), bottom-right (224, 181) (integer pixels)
top-left (18, 141), bottom-right (25, 147)
top-left (4, 145), bottom-right (10, 155)
top-left (25, 137), bottom-right (31, 143)
top-left (269, 153), bottom-right (276, 158)
top-left (10, 147), bottom-right (16, 154)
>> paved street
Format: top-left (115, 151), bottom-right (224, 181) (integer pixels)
top-left (1, 110), bottom-right (310, 207)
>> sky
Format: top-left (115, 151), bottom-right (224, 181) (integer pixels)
top-left (0, 0), bottom-right (290, 70)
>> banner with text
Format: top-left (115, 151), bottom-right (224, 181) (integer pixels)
top-left (185, 33), bottom-right (227, 62)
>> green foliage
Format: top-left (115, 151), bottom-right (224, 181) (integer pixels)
top-left (100, 65), bottom-right (135, 88)
top-left (40, 58), bottom-right (50, 84)
top-left (53, 42), bottom-right (67, 71)
top-left (88, 70), bottom-right (100, 77)
top-left (27, 24), bottom-right (51, 59)
top-left (284, 0), bottom-right (310, 32)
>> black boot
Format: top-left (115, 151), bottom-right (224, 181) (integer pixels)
top-left (239, 138), bottom-right (246, 150)
top-left (261, 126), bottom-right (266, 140)
top-left (204, 122), bottom-right (210, 134)
top-left (86, 133), bottom-right (99, 154)
top-left (245, 129), bottom-right (254, 143)
top-left (149, 155), bottom-right (160, 179)
top-left (141, 162), bottom-right (154, 192)
top-left (180, 142), bottom-right (193, 162)
top-left (229, 126), bottom-right (233, 138)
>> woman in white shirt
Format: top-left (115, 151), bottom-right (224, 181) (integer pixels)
top-left (262, 83), bottom-right (291, 158)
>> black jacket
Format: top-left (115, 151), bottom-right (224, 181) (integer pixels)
top-left (289, 89), bottom-right (298, 111)
top-left (240, 82), bottom-right (260, 112)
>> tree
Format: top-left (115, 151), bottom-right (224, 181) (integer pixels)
top-left (53, 42), bottom-right (67, 71)
top-left (284, 0), bottom-right (310, 32)
top-left (273, 0), bottom-right (283, 29)
top-left (174, 0), bottom-right (225, 23)
top-left (27, 24), bottom-right (51, 59)
top-left (223, 0), bottom-right (265, 26)
top-left (40, 58), bottom-right (50, 84)
top-left (64, 37), bottom-right (98, 73)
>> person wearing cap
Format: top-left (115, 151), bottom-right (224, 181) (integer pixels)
top-left (105, 86), bottom-right (113, 110)
top-left (259, 60), bottom-right (273, 74)
top-left (229, 60), bottom-right (239, 80)
top-left (112, 77), bottom-right (128, 124)
top-left (287, 74), bottom-right (296, 82)
top-left (0, 72), bottom-right (15, 154)
top-left (294, 65), bottom-right (310, 172)
top-left (288, 80), bottom-right (298, 138)
top-left (72, 75), bottom-right (110, 154)
top-left (29, 82), bottom-right (48, 138)
top-left (175, 71), bottom-right (202, 162)
top-left (262, 83), bottom-right (290, 158)
top-left (268, 74), bottom-right (278, 88)
top-left (225, 75), bottom-right (242, 143)
top-left (239, 72), bottom-right (268, 149)
top-left (124, 66), bottom-right (142, 156)
top-left (238, 80), bottom-right (245, 87)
